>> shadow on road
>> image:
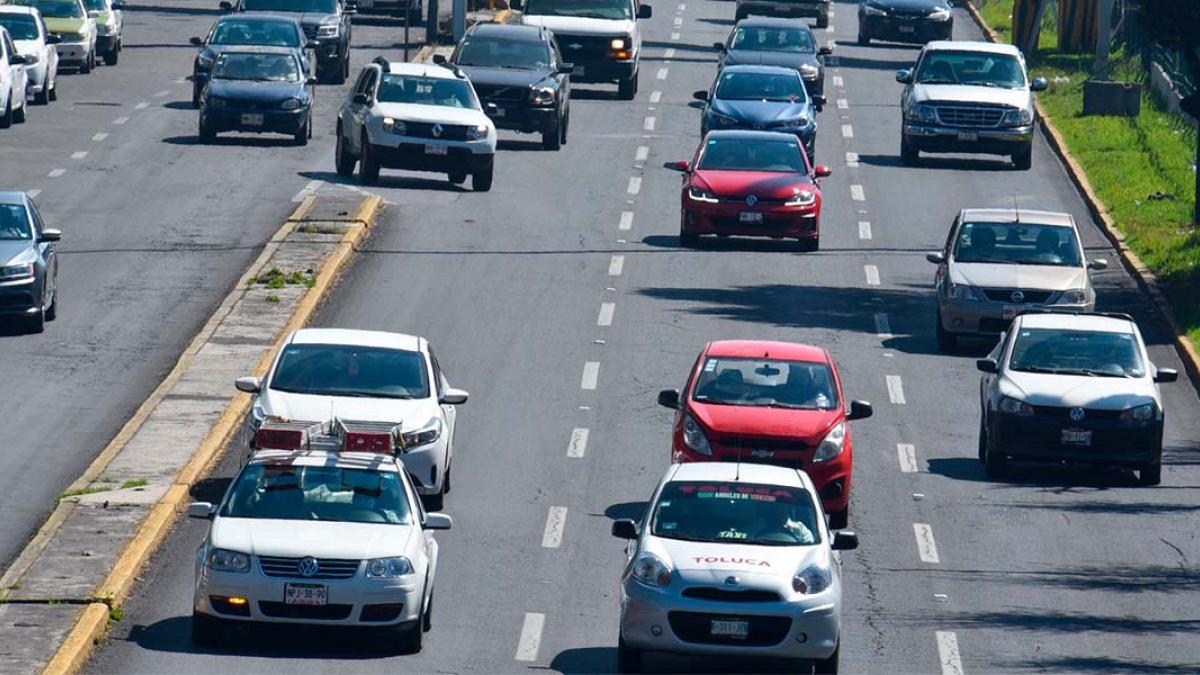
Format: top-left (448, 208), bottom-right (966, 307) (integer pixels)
top-left (125, 616), bottom-right (403, 659)
top-left (603, 501), bottom-right (647, 522)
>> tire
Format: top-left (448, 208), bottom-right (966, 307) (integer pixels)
top-left (1012, 144), bottom-right (1033, 171)
top-left (798, 236), bottom-right (819, 252)
top-left (359, 134), bottom-right (381, 185)
top-left (814, 641), bottom-right (840, 674)
top-left (422, 590), bottom-right (433, 632)
top-left (0, 95), bottom-right (11, 129)
top-left (541, 118), bottom-right (561, 151)
top-left (679, 227), bottom-right (699, 247)
top-left (560, 111), bottom-right (569, 145)
top-left (827, 506), bottom-right (847, 530)
top-left (334, 126), bottom-right (356, 176)
top-left (79, 50), bottom-right (93, 74)
top-left (983, 428), bottom-right (1008, 478)
top-left (448, 170), bottom-right (467, 185)
top-left (617, 72), bottom-right (637, 100)
top-left (293, 116), bottom-right (309, 146)
top-left (331, 55), bottom-right (349, 85)
top-left (616, 634), bottom-right (642, 674)
top-left (816, 10), bottom-right (829, 28)
top-left (192, 81), bottom-right (202, 109)
top-left (935, 308), bottom-right (956, 352)
top-left (472, 159), bottom-right (494, 192)
top-left (1139, 463), bottom-right (1162, 486)
top-left (900, 133), bottom-right (919, 166)
top-left (35, 77), bottom-right (51, 105)
top-left (443, 464), bottom-right (451, 493)
top-left (191, 612), bottom-right (224, 646)
top-left (13, 99), bottom-right (25, 124)
top-left (25, 306), bottom-right (45, 334)
top-left (49, 82), bottom-right (57, 101)
top-left (199, 115), bottom-right (215, 141)
top-left (398, 622), bottom-right (423, 654)
top-left (977, 416), bottom-right (987, 463)
top-left (423, 488), bottom-right (445, 512)
top-left (104, 42), bottom-right (119, 66)
top-left (45, 285), bottom-right (57, 321)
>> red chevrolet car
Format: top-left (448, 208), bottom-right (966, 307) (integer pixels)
top-left (669, 129), bottom-right (831, 250)
top-left (657, 340), bottom-right (872, 528)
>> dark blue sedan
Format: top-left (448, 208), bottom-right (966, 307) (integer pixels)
top-left (198, 46), bottom-right (315, 144)
top-left (694, 65), bottom-right (825, 161)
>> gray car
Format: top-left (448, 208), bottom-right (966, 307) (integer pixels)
top-left (716, 18), bottom-right (831, 97)
top-left (926, 208), bottom-right (1108, 352)
top-left (0, 191), bottom-right (60, 333)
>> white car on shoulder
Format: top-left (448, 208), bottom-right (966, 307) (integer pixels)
top-left (611, 462), bottom-right (858, 673)
top-left (188, 449), bottom-right (450, 652)
top-left (236, 328), bottom-right (468, 510)
top-left (0, 6), bottom-right (57, 105)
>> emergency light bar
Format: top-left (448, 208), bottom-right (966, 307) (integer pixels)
top-left (254, 421), bottom-right (330, 451)
top-left (335, 419), bottom-right (405, 453)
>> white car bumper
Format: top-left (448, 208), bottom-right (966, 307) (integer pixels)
top-left (55, 40), bottom-right (89, 65)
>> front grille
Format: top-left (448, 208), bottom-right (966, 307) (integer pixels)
top-left (668, 611), bottom-right (792, 646)
top-left (404, 121), bottom-right (470, 141)
top-left (259, 555), bottom-right (360, 579)
top-left (473, 84), bottom-right (528, 103)
top-left (258, 601), bottom-right (353, 620)
top-left (223, 99), bottom-right (287, 111)
top-left (1031, 405), bottom-right (1123, 421)
top-left (710, 215), bottom-right (808, 230)
top-left (981, 289), bottom-right (1054, 304)
top-left (682, 587), bottom-right (783, 603)
top-left (556, 33), bottom-right (619, 60)
top-left (934, 105), bottom-right (1006, 128)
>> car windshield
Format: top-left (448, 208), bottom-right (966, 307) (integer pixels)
top-left (916, 51), bottom-right (1026, 88)
top-left (692, 357), bottom-right (838, 410)
top-left (523, 0), bottom-right (631, 20)
top-left (211, 19), bottom-right (301, 47)
top-left (731, 26), bottom-right (815, 53)
top-left (456, 37), bottom-right (551, 70)
top-left (716, 71), bottom-right (806, 102)
top-left (698, 137), bottom-right (807, 172)
top-left (82, 0), bottom-right (105, 12)
top-left (241, 0), bottom-right (337, 13)
top-left (271, 343), bottom-right (430, 399)
top-left (1009, 327), bottom-right (1145, 378)
top-left (377, 74), bottom-right (477, 108)
top-left (651, 481), bottom-right (821, 546)
top-left (212, 52), bottom-right (300, 81)
top-left (13, 0), bottom-right (83, 19)
top-left (222, 464), bottom-right (412, 524)
top-left (0, 204), bottom-right (32, 240)
top-left (953, 222), bottom-right (1082, 267)
top-left (0, 15), bottom-right (40, 40)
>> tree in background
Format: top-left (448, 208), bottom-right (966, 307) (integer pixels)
top-left (1057, 0), bottom-right (1097, 51)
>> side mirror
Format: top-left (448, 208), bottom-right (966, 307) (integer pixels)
top-left (440, 388), bottom-right (469, 405)
top-left (234, 376), bottom-right (261, 393)
top-left (926, 251), bottom-right (946, 264)
top-left (343, 6), bottom-right (357, 14)
top-left (1030, 76), bottom-right (1048, 92)
top-left (976, 359), bottom-right (998, 374)
top-left (558, 62), bottom-right (574, 74)
top-left (190, 36), bottom-right (204, 46)
top-left (1087, 258), bottom-right (1108, 271)
top-left (664, 160), bottom-right (689, 172)
top-left (219, 0), bottom-right (233, 11)
top-left (611, 518), bottom-right (639, 540)
top-left (39, 228), bottom-right (62, 242)
top-left (9, 54), bottom-right (26, 65)
top-left (187, 502), bottom-right (215, 519)
top-left (352, 92), bottom-right (372, 105)
top-left (831, 531), bottom-right (859, 548)
top-left (1154, 368), bottom-right (1179, 384)
top-left (424, 513), bottom-right (453, 529)
top-left (692, 89), bottom-right (708, 102)
top-left (306, 40), bottom-right (320, 49)
top-left (895, 68), bottom-right (912, 84)
top-left (813, 164), bottom-right (832, 178)
top-left (112, 0), bottom-right (124, 7)
top-left (306, 75), bottom-right (318, 85)
top-left (818, 46), bottom-right (833, 56)
top-left (637, 4), bottom-right (652, 19)
top-left (432, 53), bottom-right (448, 65)
top-left (657, 388), bottom-right (680, 409)
top-left (846, 400), bottom-right (872, 421)
top-left (712, 41), bottom-right (726, 52)
top-left (485, 102), bottom-right (499, 116)
top-left (46, 34), bottom-right (62, 44)
top-left (812, 95), bottom-right (826, 110)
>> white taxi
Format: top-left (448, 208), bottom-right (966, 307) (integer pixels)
top-left (611, 462), bottom-right (858, 673)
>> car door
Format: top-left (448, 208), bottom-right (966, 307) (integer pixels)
top-left (2, 32), bottom-right (25, 101)
top-left (934, 213), bottom-right (960, 292)
top-left (40, 17), bottom-right (57, 80)
top-left (28, 200), bottom-right (55, 305)
top-left (343, 67), bottom-right (375, 153)
top-left (403, 470), bottom-right (437, 587)
top-left (427, 347), bottom-right (456, 451)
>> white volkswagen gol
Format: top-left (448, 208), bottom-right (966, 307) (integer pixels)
top-left (236, 328), bottom-right (467, 510)
top-left (188, 448), bottom-right (451, 652)
top-left (611, 462), bottom-right (858, 673)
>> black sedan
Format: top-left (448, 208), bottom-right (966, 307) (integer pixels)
top-left (449, 23), bottom-right (572, 151)
top-left (694, 65), bottom-right (824, 161)
top-left (198, 47), bottom-right (315, 144)
top-left (716, 18), bottom-right (832, 97)
top-left (0, 191), bottom-right (60, 334)
top-left (221, 0), bottom-right (353, 84)
top-left (858, 0), bottom-right (953, 46)
top-left (190, 14), bottom-right (313, 107)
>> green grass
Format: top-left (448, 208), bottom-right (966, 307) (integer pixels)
top-left (971, 1), bottom-right (1200, 345)
top-left (56, 485), bottom-right (111, 505)
top-left (119, 479), bottom-right (148, 490)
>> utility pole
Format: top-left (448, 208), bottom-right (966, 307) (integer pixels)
top-left (1094, 0), bottom-right (1116, 79)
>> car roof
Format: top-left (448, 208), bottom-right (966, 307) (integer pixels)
top-left (960, 208), bottom-right (1075, 228)
top-left (0, 191), bottom-right (29, 206)
top-left (217, 13), bottom-right (301, 23)
top-left (704, 129), bottom-right (803, 143)
top-left (288, 327), bottom-right (424, 352)
top-left (1017, 312), bottom-right (1136, 334)
top-left (734, 17), bottom-right (815, 31)
top-left (924, 40), bottom-right (1021, 57)
top-left (669, 461), bottom-right (808, 489)
top-left (385, 61), bottom-right (460, 79)
top-left (214, 45), bottom-right (300, 55)
top-left (705, 339), bottom-right (829, 363)
top-left (717, 64), bottom-right (803, 77)
top-left (249, 449), bottom-right (403, 472)
top-left (0, 5), bottom-right (40, 16)
top-left (468, 22), bottom-right (545, 41)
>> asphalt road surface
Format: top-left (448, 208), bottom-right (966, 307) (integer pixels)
top-left (87, 0), bottom-right (1200, 673)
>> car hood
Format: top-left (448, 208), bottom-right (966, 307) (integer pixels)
top-left (520, 15), bottom-right (634, 37)
top-left (724, 50), bottom-right (817, 71)
top-left (458, 65), bottom-right (548, 88)
top-left (874, 0), bottom-right (949, 12)
top-left (375, 102), bottom-right (489, 126)
top-left (260, 388), bottom-right (440, 427)
top-left (0, 240), bottom-right (36, 267)
top-left (911, 83), bottom-right (1029, 108)
top-left (208, 78), bottom-right (305, 102)
top-left (690, 400), bottom-right (840, 440)
top-left (999, 372), bottom-right (1157, 410)
top-left (950, 262), bottom-right (1085, 291)
top-left (211, 517), bottom-right (416, 560)
top-left (93, 9), bottom-right (115, 24)
top-left (693, 170), bottom-right (815, 200)
top-left (645, 536), bottom-right (826, 584)
top-left (44, 17), bottom-right (88, 33)
top-left (711, 98), bottom-right (812, 125)
top-left (14, 39), bottom-right (45, 55)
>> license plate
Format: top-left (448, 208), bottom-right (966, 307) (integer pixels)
top-left (1061, 429), bottom-right (1092, 446)
top-left (739, 211), bottom-right (763, 224)
top-left (285, 583), bottom-right (327, 606)
top-left (240, 113), bottom-right (264, 126)
top-left (573, 66), bottom-right (586, 76)
top-left (711, 619), bottom-right (750, 638)
top-left (425, 144), bottom-right (448, 155)
top-left (1002, 304), bottom-right (1023, 320)
top-left (957, 131), bottom-right (979, 142)
top-left (898, 24), bottom-right (916, 33)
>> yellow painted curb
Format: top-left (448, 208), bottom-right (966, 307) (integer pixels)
top-left (41, 604), bottom-right (108, 675)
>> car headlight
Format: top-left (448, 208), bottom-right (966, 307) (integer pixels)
top-left (281, 98), bottom-right (303, 110)
top-left (208, 548), bottom-right (251, 573)
top-left (207, 96), bottom-right (227, 108)
top-left (0, 263), bottom-right (35, 281)
top-left (862, 1), bottom-right (887, 16)
top-left (687, 186), bottom-right (718, 203)
top-left (782, 115), bottom-right (809, 128)
top-left (381, 117), bottom-right (406, 135)
top-left (812, 422), bottom-right (845, 463)
top-left (998, 396), bottom-right (1034, 416)
top-left (784, 189), bottom-right (816, 207)
top-left (197, 52), bottom-right (214, 69)
top-left (1119, 402), bottom-right (1159, 423)
top-left (1056, 288), bottom-right (1087, 305)
top-left (906, 103), bottom-right (938, 124)
top-left (401, 417), bottom-right (443, 448)
top-left (532, 86), bottom-right (555, 105)
top-left (316, 24), bottom-right (339, 38)
top-left (96, 22), bottom-right (113, 35)
top-left (1001, 107), bottom-right (1034, 126)
top-left (928, 6), bottom-right (952, 21)
top-left (631, 553), bottom-right (672, 587)
top-left (798, 63), bottom-right (820, 78)
top-left (945, 281), bottom-right (981, 301)
top-left (682, 414), bottom-right (712, 455)
top-left (610, 37), bottom-right (630, 50)
top-left (792, 562), bottom-right (832, 594)
top-left (709, 111), bottom-right (738, 126)
top-left (466, 123), bottom-right (489, 140)
top-left (366, 556), bottom-right (414, 578)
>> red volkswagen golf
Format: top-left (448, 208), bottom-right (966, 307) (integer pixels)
top-left (669, 129), bottom-right (831, 250)
top-left (657, 340), bottom-right (872, 528)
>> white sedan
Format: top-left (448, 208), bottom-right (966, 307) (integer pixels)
top-left (612, 462), bottom-right (858, 673)
top-left (0, 6), bottom-right (57, 105)
top-left (188, 449), bottom-right (450, 652)
top-left (236, 328), bottom-right (467, 510)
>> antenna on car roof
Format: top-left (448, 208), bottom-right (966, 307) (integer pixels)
top-left (735, 432), bottom-right (742, 482)
top-left (1012, 194), bottom-right (1021, 224)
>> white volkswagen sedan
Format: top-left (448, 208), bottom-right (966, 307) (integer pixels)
top-left (188, 449), bottom-right (450, 652)
top-left (612, 462), bottom-right (858, 673)
top-left (236, 328), bottom-right (467, 510)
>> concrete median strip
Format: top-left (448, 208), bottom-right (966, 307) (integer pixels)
top-left (0, 194), bottom-right (383, 674)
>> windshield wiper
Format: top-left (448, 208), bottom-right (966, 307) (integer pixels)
top-left (656, 533), bottom-right (714, 543)
top-left (917, 78), bottom-right (958, 85)
top-left (1079, 369), bottom-right (1131, 378)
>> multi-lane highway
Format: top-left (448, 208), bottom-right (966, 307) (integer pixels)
top-left (55, 0), bottom-right (1200, 672)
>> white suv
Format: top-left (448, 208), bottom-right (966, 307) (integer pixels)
top-left (335, 57), bottom-right (498, 191)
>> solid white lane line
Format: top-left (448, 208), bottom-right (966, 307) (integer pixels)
top-left (70, 151), bottom-right (88, 160)
top-left (850, 184), bottom-right (865, 201)
top-left (833, 75), bottom-right (844, 87)
top-left (656, 67), bottom-right (669, 80)
top-left (874, 312), bottom-right (892, 339)
top-left (858, 221), bottom-right (872, 239)
top-left (897, 443), bottom-right (918, 473)
top-left (914, 523), bottom-right (940, 563)
top-left (643, 116), bottom-right (656, 131)
top-left (154, 89), bottom-right (169, 97)
top-left (627, 177), bottom-right (642, 195)
top-left (671, 31), bottom-right (681, 40)
top-left (568, 428), bottom-right (589, 458)
top-left (936, 631), bottom-right (964, 675)
top-left (515, 613), bottom-right (545, 661)
top-left (664, 48), bottom-right (676, 59)
top-left (619, 211), bottom-right (634, 230)
top-left (887, 375), bottom-right (906, 404)
top-left (845, 151), bottom-right (859, 167)
top-left (47, 169), bottom-right (65, 178)
top-left (837, 98), bottom-right (848, 109)
top-left (27, 189), bottom-right (41, 199)
top-left (598, 302), bottom-right (615, 326)
top-left (841, 124), bottom-right (854, 138)
top-left (542, 506), bottom-right (568, 548)
top-left (581, 362), bottom-right (600, 390)
top-left (113, 116), bottom-right (129, 125)
top-left (864, 264), bottom-right (880, 286)
top-left (135, 101), bottom-right (149, 109)
top-left (635, 145), bottom-right (650, 161)
top-left (609, 255), bottom-right (625, 276)
top-left (92, 132), bottom-right (108, 141)
top-left (649, 91), bottom-right (662, 104)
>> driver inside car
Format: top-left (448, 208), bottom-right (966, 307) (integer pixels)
top-left (754, 500), bottom-right (816, 544)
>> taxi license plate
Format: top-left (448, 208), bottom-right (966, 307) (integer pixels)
top-left (957, 131), bottom-right (979, 142)
top-left (739, 211), bottom-right (763, 224)
top-left (898, 24), bottom-right (916, 33)
top-left (1061, 429), bottom-right (1092, 446)
top-left (241, 113), bottom-right (264, 126)
top-left (425, 144), bottom-right (448, 156)
top-left (573, 66), bottom-right (586, 76)
top-left (1002, 304), bottom-right (1023, 320)
top-left (285, 583), bottom-right (327, 606)
top-left (711, 619), bottom-right (750, 639)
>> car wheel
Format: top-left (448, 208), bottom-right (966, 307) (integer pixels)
top-left (332, 55), bottom-right (349, 85)
top-left (798, 236), bottom-right (819, 252)
top-left (935, 308), bottom-right (956, 352)
top-left (560, 111), bottom-right (569, 145)
top-left (1012, 144), bottom-right (1033, 171)
top-left (35, 77), bottom-right (51, 105)
top-left (443, 464), bottom-right (451, 493)
top-left (541, 118), bottom-right (561, 151)
top-left (1139, 463), bottom-right (1162, 486)
top-left (814, 640), bottom-right (840, 674)
top-left (45, 285), bottom-right (57, 321)
top-left (983, 432), bottom-right (1008, 478)
top-left (359, 134), bottom-right (381, 185)
top-left (191, 612), bottom-right (224, 646)
top-left (49, 80), bottom-right (57, 101)
top-left (472, 159), bottom-right (494, 192)
top-left (422, 589), bottom-right (434, 632)
top-left (616, 634), bottom-right (643, 674)
top-left (448, 170), bottom-right (467, 185)
top-left (900, 133), bottom-right (919, 166)
top-left (199, 114), bottom-right (216, 141)
top-left (827, 506), bottom-right (847, 530)
top-left (192, 82), bottom-right (203, 109)
top-left (80, 50), bottom-right (92, 74)
top-left (679, 223), bottom-right (699, 247)
top-left (104, 42), bottom-right (119, 66)
top-left (335, 126), bottom-right (356, 176)
top-left (977, 415), bottom-right (987, 463)
top-left (617, 72), bottom-right (637, 100)
top-left (0, 95), bottom-right (11, 129)
top-left (398, 621), bottom-right (423, 654)
top-left (293, 116), bottom-right (309, 146)
top-left (13, 98), bottom-right (25, 124)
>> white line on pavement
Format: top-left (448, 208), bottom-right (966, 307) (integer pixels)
top-left (581, 362), bottom-right (600, 390)
top-left (841, 124), bottom-right (854, 138)
top-left (897, 443), bottom-right (918, 473)
top-left (47, 169), bottom-right (65, 178)
top-left (837, 98), bottom-right (848, 109)
top-left (598, 302), bottom-right (615, 326)
top-left (671, 31), bottom-right (681, 40)
top-left (643, 116), bottom-right (656, 131)
top-left (914, 523), bottom-right (940, 563)
top-left (154, 90), bottom-right (169, 97)
top-left (609, 254), bottom-right (625, 276)
top-left (833, 75), bottom-right (844, 87)
top-left (542, 506), bottom-right (568, 548)
top-left (649, 91), bottom-right (662, 104)
top-left (635, 145), bottom-right (649, 161)
top-left (825, 24), bottom-right (834, 32)
top-left (627, 177), bottom-right (642, 195)
top-left (70, 151), bottom-right (88, 160)
top-left (291, 179), bottom-right (323, 203)
top-left (673, 15), bottom-right (682, 25)
top-left (846, 152), bottom-right (859, 167)
top-left (135, 101), bottom-right (149, 109)
top-left (678, 2), bottom-right (685, 8)
top-left (619, 211), bottom-right (634, 230)
top-left (92, 132), bottom-right (108, 141)
top-left (850, 184), bottom-right (865, 201)
top-left (568, 428), bottom-right (589, 458)
top-left (113, 116), bottom-right (129, 125)
top-left (27, 189), bottom-right (41, 199)
top-left (874, 312), bottom-right (892, 339)
top-left (887, 375), bottom-right (906, 404)
top-left (858, 221), bottom-right (872, 239)
top-left (664, 48), bottom-right (676, 59)
top-left (864, 264), bottom-right (880, 286)
top-left (657, 67), bottom-right (669, 80)
top-left (515, 613), bottom-right (545, 661)
top-left (936, 631), bottom-right (964, 675)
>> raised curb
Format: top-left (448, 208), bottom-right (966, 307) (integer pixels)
top-left (964, 1), bottom-right (1200, 391)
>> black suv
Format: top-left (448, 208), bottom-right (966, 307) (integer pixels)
top-left (219, 0), bottom-right (354, 84)
top-left (447, 24), bottom-right (572, 150)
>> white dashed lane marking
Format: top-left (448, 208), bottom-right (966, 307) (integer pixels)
top-left (664, 48), bottom-right (676, 59)
top-left (635, 145), bottom-right (649, 161)
top-left (291, 179), bottom-right (323, 203)
top-left (673, 15), bottom-right (682, 26)
top-left (643, 116), bottom-right (656, 131)
top-left (864, 264), bottom-right (880, 286)
top-left (568, 428), bottom-right (589, 458)
top-left (70, 151), bottom-right (87, 160)
top-left (515, 613), bottom-right (545, 662)
top-left (936, 631), bottom-right (964, 675)
top-left (542, 506), bottom-right (568, 548)
top-left (135, 101), bottom-right (149, 109)
top-left (897, 443), bottom-right (918, 473)
top-left (92, 132), bottom-right (108, 141)
top-left (886, 375), bottom-right (906, 404)
top-left (649, 91), bottom-right (662, 104)
top-left (841, 124), bottom-right (853, 138)
top-left (627, 177), bottom-right (641, 195)
top-left (837, 98), bottom-right (848, 109)
top-left (154, 89), bottom-right (169, 97)
top-left (656, 67), bottom-right (668, 80)
top-left (850, 184), bottom-right (865, 201)
top-left (619, 211), bottom-right (634, 230)
top-left (671, 31), bottom-right (681, 40)
top-left (27, 189), bottom-right (41, 199)
top-left (832, 75), bottom-right (844, 87)
top-left (609, 255), bottom-right (625, 276)
top-left (858, 221), bottom-right (872, 239)
top-left (914, 523), bottom-right (940, 563)
top-left (846, 152), bottom-right (859, 167)
top-left (598, 302), bottom-right (615, 326)
top-left (47, 169), bottom-right (65, 178)
top-left (113, 116), bottom-right (129, 125)
top-left (581, 362), bottom-right (600, 390)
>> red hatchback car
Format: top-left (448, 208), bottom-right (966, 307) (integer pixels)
top-left (669, 129), bottom-right (831, 250)
top-left (657, 340), bottom-right (872, 528)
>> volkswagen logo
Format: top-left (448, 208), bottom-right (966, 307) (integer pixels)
top-left (1011, 290), bottom-right (1025, 303)
top-left (431, 123), bottom-right (443, 138)
top-left (567, 43), bottom-right (583, 50)
top-left (297, 556), bottom-right (320, 578)
top-left (1070, 407), bottom-right (1086, 422)
top-left (724, 575), bottom-right (740, 586)
top-left (745, 195), bottom-right (758, 206)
